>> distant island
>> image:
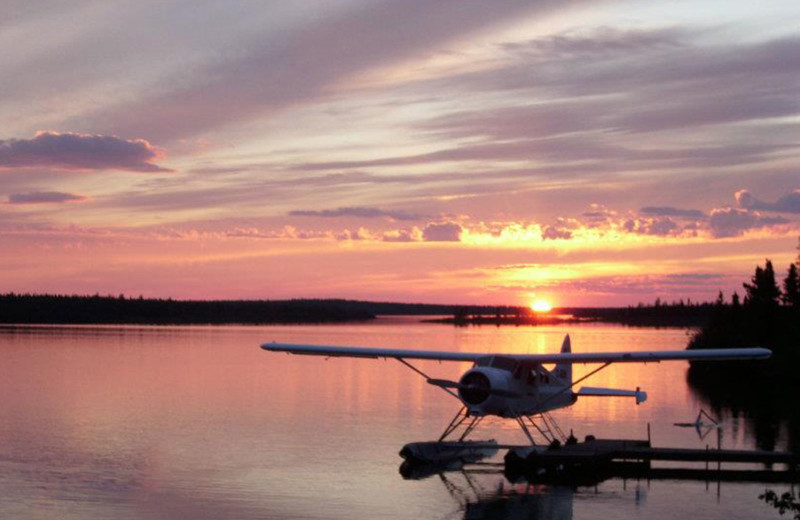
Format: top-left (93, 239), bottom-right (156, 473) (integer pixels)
top-left (429, 301), bottom-right (718, 328)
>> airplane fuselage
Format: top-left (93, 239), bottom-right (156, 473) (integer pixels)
top-left (457, 356), bottom-right (576, 418)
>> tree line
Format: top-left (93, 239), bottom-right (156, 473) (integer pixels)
top-left (688, 240), bottom-right (800, 361)
top-left (686, 240), bottom-right (800, 452)
top-left (0, 294), bottom-right (376, 324)
top-left (0, 294), bottom-right (530, 325)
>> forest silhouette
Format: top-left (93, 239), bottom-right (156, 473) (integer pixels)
top-left (687, 241), bottom-right (800, 452)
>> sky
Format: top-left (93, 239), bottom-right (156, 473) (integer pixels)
top-left (1, 0), bottom-right (799, 306)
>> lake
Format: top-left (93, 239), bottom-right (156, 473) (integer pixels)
top-left (0, 319), bottom-right (792, 519)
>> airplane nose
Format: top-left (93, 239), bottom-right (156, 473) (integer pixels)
top-left (458, 371), bottom-right (491, 405)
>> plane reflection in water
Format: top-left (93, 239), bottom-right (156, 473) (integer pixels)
top-left (410, 470), bottom-right (644, 520)
top-left (437, 472), bottom-right (575, 520)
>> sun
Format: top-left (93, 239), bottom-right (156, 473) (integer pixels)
top-left (530, 300), bottom-right (553, 313)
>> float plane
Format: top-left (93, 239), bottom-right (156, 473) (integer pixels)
top-left (261, 336), bottom-right (769, 447)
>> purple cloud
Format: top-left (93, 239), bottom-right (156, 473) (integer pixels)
top-left (640, 206), bottom-right (705, 219)
top-left (0, 132), bottom-right (171, 172)
top-left (422, 222), bottom-right (462, 242)
top-left (541, 225), bottom-right (572, 240)
top-left (736, 189), bottom-right (800, 214)
top-left (622, 217), bottom-right (683, 236)
top-left (7, 191), bottom-right (87, 204)
top-left (708, 207), bottom-right (788, 238)
top-left (288, 206), bottom-right (425, 221)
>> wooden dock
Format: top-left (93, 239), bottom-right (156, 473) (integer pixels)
top-left (503, 438), bottom-right (799, 484)
top-left (400, 438), bottom-right (799, 484)
top-left (507, 438), bottom-right (798, 464)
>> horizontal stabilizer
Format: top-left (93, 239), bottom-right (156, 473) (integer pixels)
top-left (577, 386), bottom-right (648, 404)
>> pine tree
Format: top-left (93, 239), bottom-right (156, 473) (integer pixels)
top-left (783, 263), bottom-right (799, 307)
top-left (743, 259), bottom-right (781, 307)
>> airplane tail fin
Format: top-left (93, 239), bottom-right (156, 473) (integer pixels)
top-left (554, 334), bottom-right (572, 383)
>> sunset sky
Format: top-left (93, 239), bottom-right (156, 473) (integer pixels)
top-left (1, 0), bottom-right (799, 306)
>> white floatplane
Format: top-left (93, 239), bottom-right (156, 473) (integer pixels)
top-left (261, 336), bottom-right (769, 449)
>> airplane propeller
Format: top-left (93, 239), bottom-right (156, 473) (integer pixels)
top-left (426, 378), bottom-right (521, 398)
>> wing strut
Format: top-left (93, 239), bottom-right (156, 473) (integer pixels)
top-left (395, 358), bottom-right (460, 401)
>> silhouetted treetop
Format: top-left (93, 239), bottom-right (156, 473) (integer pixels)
top-left (743, 259), bottom-right (781, 307)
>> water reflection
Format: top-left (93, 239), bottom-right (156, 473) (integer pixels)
top-left (432, 470), bottom-right (575, 520)
top-left (686, 367), bottom-right (800, 453)
top-left (403, 461), bottom-right (796, 520)
top-left (0, 322), bottom-right (789, 519)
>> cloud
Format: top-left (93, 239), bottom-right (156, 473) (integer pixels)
top-left (71, 0), bottom-right (585, 142)
top-left (7, 191), bottom-right (87, 204)
top-left (641, 217), bottom-right (680, 236)
top-left (303, 29), bottom-right (794, 180)
top-left (288, 206), bottom-right (425, 221)
top-left (422, 222), bottom-right (462, 242)
top-left (0, 132), bottom-right (171, 172)
top-left (735, 189), bottom-right (800, 214)
top-left (622, 217), bottom-right (682, 236)
top-left (541, 225), bottom-right (572, 240)
top-left (382, 228), bottom-right (423, 242)
top-left (640, 206), bottom-right (705, 219)
top-left (708, 207), bottom-right (788, 238)
top-left (507, 272), bottom-right (734, 297)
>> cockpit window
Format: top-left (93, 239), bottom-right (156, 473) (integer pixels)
top-left (474, 356), bottom-right (519, 372)
top-left (488, 356), bottom-right (517, 372)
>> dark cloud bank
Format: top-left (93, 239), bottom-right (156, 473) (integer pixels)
top-left (8, 191), bottom-right (87, 204)
top-left (736, 189), bottom-right (800, 214)
top-left (0, 132), bottom-right (171, 172)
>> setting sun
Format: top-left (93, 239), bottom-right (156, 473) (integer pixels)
top-left (530, 300), bottom-right (553, 313)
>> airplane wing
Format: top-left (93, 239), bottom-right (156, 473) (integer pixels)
top-left (261, 342), bottom-right (770, 363)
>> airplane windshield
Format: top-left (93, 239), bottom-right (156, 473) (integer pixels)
top-left (488, 356), bottom-right (517, 372)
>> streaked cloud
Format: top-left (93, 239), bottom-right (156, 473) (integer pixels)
top-left (68, 0), bottom-right (584, 142)
top-left (288, 206), bottom-right (425, 221)
top-left (7, 191), bottom-right (87, 204)
top-left (640, 206), bottom-right (706, 219)
top-left (0, 132), bottom-right (170, 172)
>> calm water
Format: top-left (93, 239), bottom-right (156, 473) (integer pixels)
top-left (0, 319), bottom-right (792, 519)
